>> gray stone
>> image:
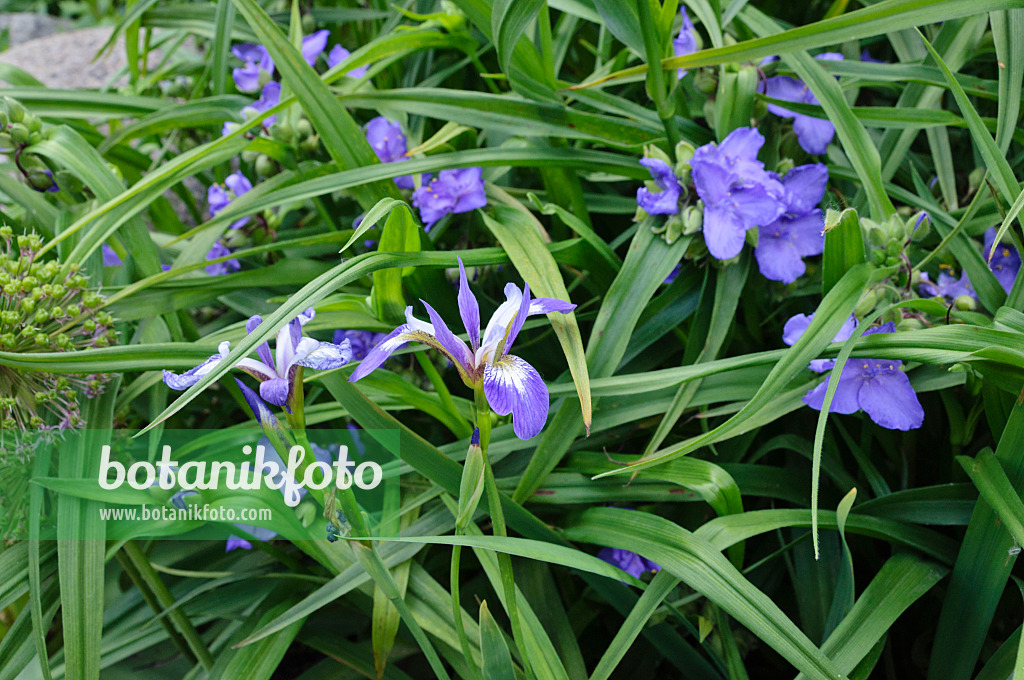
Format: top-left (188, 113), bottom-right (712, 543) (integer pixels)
top-left (0, 13), bottom-right (69, 47)
top-left (0, 26), bottom-right (138, 89)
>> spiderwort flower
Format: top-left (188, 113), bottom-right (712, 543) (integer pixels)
top-left (597, 548), bottom-right (660, 580)
top-left (673, 7), bottom-right (698, 79)
top-left (782, 312), bottom-right (856, 373)
top-left (919, 270), bottom-right (975, 302)
top-left (984, 228), bottom-right (1021, 293)
top-left (637, 158), bottom-right (682, 215)
top-left (364, 117), bottom-right (413, 189)
top-left (327, 45), bottom-right (368, 78)
top-left (302, 30), bottom-right (330, 66)
top-left (243, 81), bottom-right (281, 128)
top-left (761, 53), bottom-right (844, 155)
top-left (204, 242), bottom-right (241, 277)
top-left (102, 244), bottom-right (122, 267)
top-left (788, 320), bottom-right (924, 431)
top-left (690, 127), bottom-right (785, 260)
top-left (163, 308), bottom-right (352, 408)
top-left (208, 172), bottom-right (253, 230)
top-left (350, 258), bottom-right (575, 439)
top-left (231, 44), bottom-right (274, 92)
top-left (754, 163), bottom-right (828, 283)
top-left (412, 168), bottom-right (487, 230)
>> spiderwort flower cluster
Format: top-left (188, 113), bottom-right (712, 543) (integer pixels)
top-left (208, 172), bottom-right (253, 230)
top-left (350, 258), bottom-right (575, 439)
top-left (163, 308), bottom-right (352, 409)
top-left (761, 53), bottom-right (844, 155)
top-left (412, 168), bottom-right (488, 230)
top-left (783, 314), bottom-right (924, 431)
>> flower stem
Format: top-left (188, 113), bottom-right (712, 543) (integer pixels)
top-left (450, 542), bottom-right (480, 678)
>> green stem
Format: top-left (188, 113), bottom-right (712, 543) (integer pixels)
top-left (450, 541), bottom-right (480, 678)
top-left (636, 0), bottom-right (680, 152)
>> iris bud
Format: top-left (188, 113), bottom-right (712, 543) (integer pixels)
top-left (455, 429), bottom-right (486, 531)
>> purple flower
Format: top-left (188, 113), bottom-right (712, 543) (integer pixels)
top-left (673, 8), bottom-right (697, 79)
top-left (350, 258), bottom-right (575, 439)
top-left (33, 169), bottom-right (59, 193)
top-left (690, 127), bottom-right (785, 260)
top-left (597, 547), bottom-right (660, 580)
top-left (208, 172), bottom-right (254, 230)
top-left (163, 308), bottom-right (351, 408)
top-left (783, 312), bottom-right (856, 373)
top-left (102, 244), bottom-right (123, 267)
top-left (664, 263), bottom-right (681, 285)
top-left (364, 117), bottom-right (413, 189)
top-left (244, 81), bottom-right (281, 128)
top-left (860, 50), bottom-right (884, 64)
top-left (302, 30), bottom-right (330, 66)
top-left (327, 45), bottom-right (368, 78)
top-left (761, 53), bottom-right (844, 155)
top-left (204, 242), bottom-right (241, 277)
top-left (231, 43), bottom-right (274, 93)
top-left (333, 329), bottom-right (385, 361)
top-left (791, 321), bottom-right (924, 431)
top-left (412, 168), bottom-right (487, 230)
top-left (754, 163), bottom-right (828, 283)
top-left (984, 228), bottom-right (1021, 294)
top-left (918, 270), bottom-right (975, 302)
top-left (636, 157), bottom-right (682, 215)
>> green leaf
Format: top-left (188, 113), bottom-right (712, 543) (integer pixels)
top-left (823, 209), bottom-right (867, 296)
top-left (371, 204), bottom-right (420, 324)
top-left (478, 601), bottom-right (517, 680)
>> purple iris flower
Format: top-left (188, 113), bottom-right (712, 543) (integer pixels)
top-left (327, 45), bottom-right (369, 78)
top-left (597, 547), bottom-right (660, 580)
top-left (333, 329), bottom-right (385, 361)
top-left (163, 308), bottom-right (352, 408)
top-left (364, 117), bottom-right (413, 189)
top-left (754, 163), bottom-right (828, 283)
top-left (782, 312), bottom-right (856, 373)
top-left (412, 168), bottom-right (487, 230)
top-left (984, 228), bottom-right (1021, 293)
top-left (918, 270), bottom-right (975, 302)
top-left (302, 30), bottom-right (330, 66)
top-left (636, 157), bottom-right (682, 215)
top-left (350, 258), bottom-right (575, 439)
top-left (789, 320), bottom-right (925, 431)
top-left (244, 81), bottom-right (281, 128)
top-left (204, 242), bottom-right (241, 277)
top-left (102, 244), bottom-right (123, 267)
top-left (673, 7), bottom-right (697, 79)
top-left (231, 43), bottom-right (274, 93)
top-left (208, 172), bottom-right (253, 230)
top-left (761, 53), bottom-right (844, 155)
top-left (690, 127), bottom-right (785, 260)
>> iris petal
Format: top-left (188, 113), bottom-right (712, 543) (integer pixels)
top-left (483, 354), bottom-right (549, 440)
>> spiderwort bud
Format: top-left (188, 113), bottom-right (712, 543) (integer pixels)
top-left (5, 98), bottom-right (25, 123)
top-left (455, 429), bottom-right (486, 531)
top-left (255, 154), bottom-right (277, 177)
top-left (854, 288), bottom-right (879, 318)
top-left (301, 13), bottom-right (316, 34)
top-left (694, 70), bottom-right (718, 95)
top-left (682, 205), bottom-right (703, 235)
top-left (26, 169), bottom-right (55, 192)
top-left (968, 167), bottom-right (986, 196)
top-left (955, 294), bottom-right (977, 312)
top-left (8, 123), bottom-right (28, 144)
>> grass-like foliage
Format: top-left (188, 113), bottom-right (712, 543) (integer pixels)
top-left (2, 0), bottom-right (1024, 678)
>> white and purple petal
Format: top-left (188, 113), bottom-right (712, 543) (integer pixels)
top-left (483, 354), bottom-right (549, 440)
top-left (296, 340), bottom-right (352, 371)
top-left (457, 257), bottom-right (481, 350)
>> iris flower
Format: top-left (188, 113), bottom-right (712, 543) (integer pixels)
top-left (163, 308), bottom-right (352, 408)
top-left (349, 258), bottom-right (575, 439)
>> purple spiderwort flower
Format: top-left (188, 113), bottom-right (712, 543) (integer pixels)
top-left (302, 30), bottom-right (330, 66)
top-left (333, 329), bottom-right (385, 361)
top-left (244, 81), bottom-right (281, 128)
top-left (690, 127), bottom-right (785, 260)
top-left (364, 117), bottom-right (413, 189)
top-left (919, 270), bottom-right (975, 302)
top-left (350, 258), bottom-right (575, 439)
top-left (32, 169), bottom-right (59, 193)
top-left (984, 228), bottom-right (1021, 294)
top-left (788, 320), bottom-right (924, 431)
top-left (664, 263), bottom-right (682, 285)
top-left (783, 312), bottom-right (856, 373)
top-left (754, 163), bottom-right (828, 283)
top-left (672, 7), bottom-right (697, 79)
top-left (163, 308), bottom-right (352, 408)
top-left (102, 244), bottom-right (123, 267)
top-left (208, 172), bottom-right (253, 230)
top-left (231, 43), bottom-right (274, 92)
top-left (636, 157), bottom-right (682, 215)
top-left (204, 242), bottom-right (241, 277)
top-left (597, 547), bottom-right (660, 580)
top-left (327, 45), bottom-right (369, 78)
top-left (412, 168), bottom-right (487, 230)
top-left (761, 53), bottom-right (844, 155)
top-left (860, 50), bottom-right (884, 64)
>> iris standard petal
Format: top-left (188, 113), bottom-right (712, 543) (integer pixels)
top-left (420, 300), bottom-right (474, 376)
top-left (348, 324), bottom-right (419, 381)
top-left (528, 297), bottom-right (576, 316)
top-left (235, 378), bottom-right (278, 426)
top-left (502, 283), bottom-right (532, 357)
top-left (457, 257), bottom-right (481, 350)
top-left (483, 354), bottom-right (549, 440)
top-left (260, 378), bottom-right (291, 407)
top-left (856, 363), bottom-right (925, 430)
top-left (246, 315), bottom-right (276, 368)
top-left (296, 340), bottom-right (352, 371)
